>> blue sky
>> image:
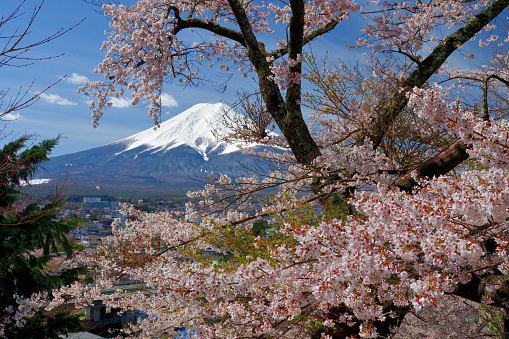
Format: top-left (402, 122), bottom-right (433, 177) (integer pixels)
top-left (1, 0), bottom-right (498, 156)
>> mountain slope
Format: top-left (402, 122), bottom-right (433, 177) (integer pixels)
top-left (118, 102), bottom-right (241, 161)
top-left (35, 103), bottom-right (276, 198)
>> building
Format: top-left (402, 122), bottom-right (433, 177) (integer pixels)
top-left (81, 234), bottom-right (105, 249)
top-left (84, 197), bottom-right (102, 203)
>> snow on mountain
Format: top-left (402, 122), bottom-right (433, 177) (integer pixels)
top-left (115, 103), bottom-right (247, 161)
top-left (20, 179), bottom-right (52, 186)
top-left (35, 102), bottom-right (281, 197)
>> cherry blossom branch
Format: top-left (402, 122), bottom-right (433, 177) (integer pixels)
top-left (440, 73), bottom-right (509, 121)
top-left (392, 47), bottom-right (422, 65)
top-left (269, 16), bottom-right (345, 60)
top-left (176, 18), bottom-right (245, 47)
top-left (370, 0), bottom-right (509, 150)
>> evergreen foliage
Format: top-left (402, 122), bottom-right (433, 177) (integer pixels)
top-left (0, 136), bottom-right (84, 338)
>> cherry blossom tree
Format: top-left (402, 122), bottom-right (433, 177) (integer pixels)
top-left (48, 0), bottom-right (509, 337)
top-left (50, 106), bottom-right (509, 337)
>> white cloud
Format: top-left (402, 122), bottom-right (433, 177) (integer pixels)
top-left (161, 93), bottom-right (178, 108)
top-left (66, 73), bottom-right (89, 85)
top-left (110, 97), bottom-right (130, 108)
top-left (39, 93), bottom-right (78, 106)
top-left (1, 112), bottom-right (21, 121)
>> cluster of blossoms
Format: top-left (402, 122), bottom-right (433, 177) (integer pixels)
top-left (268, 55), bottom-right (304, 90)
top-left (0, 292), bottom-right (49, 336)
top-left (360, 0), bottom-right (504, 58)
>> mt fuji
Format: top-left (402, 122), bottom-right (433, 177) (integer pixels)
top-left (118, 103), bottom-right (245, 161)
top-left (35, 103), bottom-right (278, 198)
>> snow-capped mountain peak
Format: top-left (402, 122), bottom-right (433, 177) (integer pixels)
top-left (40, 102), bottom-right (281, 197)
top-left (116, 103), bottom-right (241, 161)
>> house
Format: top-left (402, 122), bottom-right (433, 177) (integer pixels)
top-left (81, 234), bottom-right (105, 249)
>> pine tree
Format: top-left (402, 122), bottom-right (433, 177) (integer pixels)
top-left (0, 136), bottom-right (84, 338)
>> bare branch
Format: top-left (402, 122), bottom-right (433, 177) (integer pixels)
top-left (483, 74), bottom-right (509, 120)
